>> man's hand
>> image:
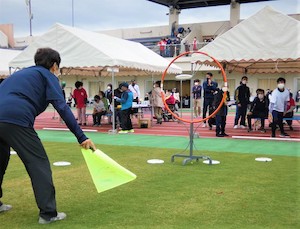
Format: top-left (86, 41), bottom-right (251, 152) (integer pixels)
top-left (248, 112), bottom-right (252, 115)
top-left (80, 139), bottom-right (96, 151)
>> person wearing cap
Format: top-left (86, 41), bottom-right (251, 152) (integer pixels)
top-left (114, 82), bottom-right (134, 133)
top-left (0, 48), bottom-right (96, 224)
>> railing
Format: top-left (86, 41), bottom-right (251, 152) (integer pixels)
top-left (144, 42), bottom-right (211, 57)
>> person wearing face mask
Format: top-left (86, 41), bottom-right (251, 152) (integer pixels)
top-left (104, 83), bottom-right (113, 104)
top-left (269, 77), bottom-right (290, 138)
top-left (202, 72), bottom-right (218, 127)
top-left (0, 48), bottom-right (96, 223)
top-left (246, 89), bottom-right (269, 133)
top-left (234, 76), bottom-right (250, 129)
top-left (73, 81), bottom-right (88, 126)
top-left (192, 79), bottom-right (202, 118)
top-left (128, 79), bottom-right (140, 117)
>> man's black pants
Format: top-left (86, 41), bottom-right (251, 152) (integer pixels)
top-left (120, 108), bottom-right (133, 130)
top-left (0, 123), bottom-right (57, 220)
top-left (202, 98), bottom-right (214, 123)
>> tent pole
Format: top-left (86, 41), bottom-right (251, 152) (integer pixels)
top-left (111, 68), bottom-right (116, 133)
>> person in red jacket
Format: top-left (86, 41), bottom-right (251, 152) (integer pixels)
top-left (73, 81), bottom-right (88, 125)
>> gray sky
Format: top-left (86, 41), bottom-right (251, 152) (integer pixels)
top-left (0, 0), bottom-right (299, 37)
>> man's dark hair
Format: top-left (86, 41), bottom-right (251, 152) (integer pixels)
top-left (241, 76), bottom-right (248, 80)
top-left (75, 81), bottom-right (83, 89)
top-left (34, 48), bottom-right (61, 70)
top-left (94, 95), bottom-right (100, 100)
top-left (206, 72), bottom-right (213, 77)
top-left (256, 88), bottom-right (264, 94)
top-left (194, 79), bottom-right (200, 83)
top-left (277, 77), bottom-right (286, 83)
top-left (155, 81), bottom-right (161, 87)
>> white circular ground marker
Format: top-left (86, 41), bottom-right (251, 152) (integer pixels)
top-left (147, 159), bottom-right (164, 164)
top-left (203, 160), bottom-right (220, 165)
top-left (255, 157), bottom-right (272, 162)
top-left (53, 161), bottom-right (71, 166)
top-left (10, 151), bottom-right (17, 155)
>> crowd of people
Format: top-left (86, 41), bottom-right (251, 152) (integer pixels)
top-left (189, 73), bottom-right (297, 138)
top-left (59, 73), bottom-right (297, 138)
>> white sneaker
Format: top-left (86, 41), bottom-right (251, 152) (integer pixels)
top-left (202, 123), bottom-right (207, 128)
top-left (38, 212), bottom-right (66, 224)
top-left (240, 125), bottom-right (246, 129)
top-left (0, 204), bottom-right (12, 213)
top-left (233, 125), bottom-right (239, 129)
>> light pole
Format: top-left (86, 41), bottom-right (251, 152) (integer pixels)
top-left (25, 0), bottom-right (33, 36)
top-left (72, 0), bottom-right (74, 27)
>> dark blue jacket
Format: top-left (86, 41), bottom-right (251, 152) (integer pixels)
top-left (0, 66), bottom-right (87, 143)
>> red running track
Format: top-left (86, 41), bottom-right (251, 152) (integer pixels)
top-left (34, 110), bottom-right (300, 139)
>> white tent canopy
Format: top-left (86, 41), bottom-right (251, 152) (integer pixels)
top-left (0, 49), bottom-right (22, 76)
top-left (9, 23), bottom-right (181, 75)
top-left (192, 6), bottom-right (300, 74)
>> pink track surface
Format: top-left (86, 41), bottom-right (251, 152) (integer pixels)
top-left (35, 110), bottom-right (300, 139)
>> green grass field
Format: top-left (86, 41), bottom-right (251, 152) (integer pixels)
top-left (0, 132), bottom-right (299, 229)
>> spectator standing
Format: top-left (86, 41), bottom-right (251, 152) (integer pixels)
top-left (269, 77), bottom-right (290, 137)
top-left (129, 79), bottom-right (140, 116)
top-left (59, 81), bottom-right (66, 123)
top-left (104, 83), bottom-right (113, 104)
top-left (114, 86), bottom-right (123, 129)
top-left (192, 37), bottom-right (198, 51)
top-left (151, 81), bottom-right (164, 124)
top-left (128, 79), bottom-right (140, 103)
top-left (283, 92), bottom-right (296, 130)
top-left (73, 81), bottom-right (88, 126)
top-left (192, 79), bottom-right (202, 118)
top-left (158, 38), bottom-right (166, 57)
top-left (166, 37), bottom-right (172, 57)
top-left (234, 76), bottom-right (250, 129)
top-left (295, 90), bottom-right (300, 112)
top-left (247, 89), bottom-right (269, 132)
top-left (202, 72), bottom-right (218, 127)
top-left (212, 87), bottom-right (230, 137)
top-left (0, 48), bottom-right (95, 224)
top-left (115, 82), bottom-right (134, 133)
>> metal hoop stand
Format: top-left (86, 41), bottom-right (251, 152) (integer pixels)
top-left (171, 71), bottom-right (212, 166)
top-left (161, 51), bottom-right (227, 166)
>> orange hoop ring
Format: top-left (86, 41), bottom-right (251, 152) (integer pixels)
top-left (161, 51), bottom-right (228, 124)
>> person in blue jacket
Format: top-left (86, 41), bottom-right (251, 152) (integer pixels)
top-left (114, 82), bottom-right (134, 134)
top-left (202, 72), bottom-right (218, 127)
top-left (0, 48), bottom-right (95, 224)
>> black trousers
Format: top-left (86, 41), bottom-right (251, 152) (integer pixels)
top-left (271, 110), bottom-right (284, 135)
top-left (202, 98), bottom-right (214, 123)
top-left (216, 115), bottom-right (226, 135)
top-left (120, 108), bottom-right (133, 130)
top-left (234, 104), bottom-right (248, 126)
top-left (92, 111), bottom-right (106, 125)
top-left (0, 123), bottom-right (57, 220)
top-left (283, 112), bottom-right (293, 126)
top-left (247, 113), bottom-right (267, 129)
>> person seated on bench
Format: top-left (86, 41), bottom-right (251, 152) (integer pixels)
top-left (92, 94), bottom-right (107, 126)
top-left (283, 92), bottom-right (296, 130)
top-left (247, 89), bottom-right (269, 133)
